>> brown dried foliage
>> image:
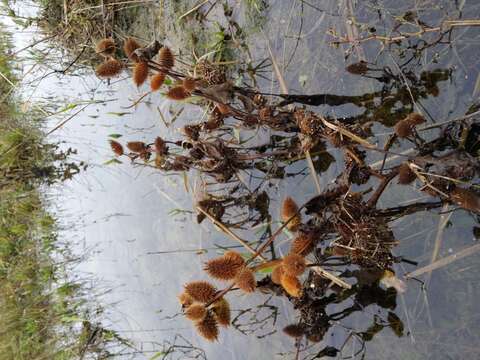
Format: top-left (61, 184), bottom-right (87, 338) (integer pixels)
top-left (126, 141), bottom-right (147, 153)
top-left (290, 232), bottom-right (315, 256)
top-left (283, 324), bottom-right (305, 338)
top-left (133, 61), bottom-right (149, 87)
top-left (346, 61), bottom-right (368, 75)
top-left (166, 86), bottom-right (189, 101)
top-left (394, 119), bottom-right (413, 138)
top-left (294, 109), bottom-right (323, 136)
top-left (215, 103), bottom-right (231, 116)
top-left (150, 72), bottom-right (166, 91)
top-left (183, 77), bottom-right (196, 92)
top-left (331, 246), bottom-right (349, 256)
top-left (154, 136), bottom-right (168, 155)
top-left (184, 281), bottom-right (217, 303)
top-left (109, 140), bottom-right (123, 156)
top-left (96, 59), bottom-right (122, 78)
top-left (271, 264), bottom-right (285, 285)
top-left (281, 273), bottom-right (302, 298)
top-left (195, 312), bottom-right (219, 341)
top-left (123, 37), bottom-right (141, 62)
top-left (158, 46), bottom-right (174, 69)
top-left (212, 298), bottom-right (230, 327)
top-left (394, 112), bottom-right (425, 138)
top-left (195, 60), bottom-right (226, 85)
top-left (281, 197), bottom-right (302, 231)
top-left (224, 251), bottom-right (245, 266)
top-left (96, 38), bottom-right (116, 57)
top-left (398, 162), bottom-right (416, 184)
top-left (450, 187), bottom-right (480, 213)
top-left (178, 292), bottom-right (194, 307)
top-left (282, 253), bottom-right (306, 277)
top-left (235, 267), bottom-right (256, 293)
top-left (407, 112), bottom-right (426, 125)
top-left (185, 303), bottom-right (207, 321)
top-left (204, 256), bottom-right (244, 281)
top-left (258, 106), bottom-right (273, 121)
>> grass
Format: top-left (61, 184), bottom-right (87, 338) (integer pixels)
top-left (0, 24), bottom-right (129, 360)
top-left (37, 0), bottom-right (144, 62)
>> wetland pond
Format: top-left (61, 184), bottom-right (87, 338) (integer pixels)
top-left (9, 0), bottom-right (480, 359)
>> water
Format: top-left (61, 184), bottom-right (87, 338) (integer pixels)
top-left (6, 0), bottom-right (480, 358)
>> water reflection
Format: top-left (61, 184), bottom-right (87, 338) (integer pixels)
top-left (10, 0), bottom-right (480, 358)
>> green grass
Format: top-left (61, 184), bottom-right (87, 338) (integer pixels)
top-left (0, 24), bottom-right (129, 360)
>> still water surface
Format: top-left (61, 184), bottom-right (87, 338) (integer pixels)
top-left (8, 0), bottom-right (480, 358)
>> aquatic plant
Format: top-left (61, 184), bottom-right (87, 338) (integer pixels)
top-left (95, 58), bottom-right (123, 78)
top-left (93, 28), bottom-right (480, 352)
top-left (95, 38), bottom-right (115, 57)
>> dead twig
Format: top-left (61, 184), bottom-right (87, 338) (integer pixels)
top-left (405, 243), bottom-right (480, 279)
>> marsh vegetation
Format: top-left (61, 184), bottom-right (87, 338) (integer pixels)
top-left (2, 0), bottom-right (480, 359)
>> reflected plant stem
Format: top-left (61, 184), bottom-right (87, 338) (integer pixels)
top-left (196, 206), bottom-right (266, 260)
top-left (367, 168), bottom-right (399, 208)
top-left (377, 201), bottom-right (443, 218)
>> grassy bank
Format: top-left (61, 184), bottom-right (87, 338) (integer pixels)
top-left (36, 0), bottom-right (268, 72)
top-left (0, 25), bottom-right (128, 360)
top-left (37, 0), bottom-right (147, 62)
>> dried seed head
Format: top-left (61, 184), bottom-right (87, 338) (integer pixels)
top-left (158, 46), bottom-right (174, 69)
top-left (407, 112), bottom-right (426, 125)
top-left (204, 256), bottom-right (243, 281)
top-left (283, 324), bottom-right (305, 338)
top-left (258, 106), bottom-right (273, 121)
top-left (306, 332), bottom-right (324, 343)
top-left (394, 118), bottom-right (413, 138)
top-left (203, 116), bottom-right (224, 132)
top-left (281, 273), bottom-right (302, 297)
top-left (184, 281), bottom-right (217, 303)
top-left (346, 61), bottom-right (369, 75)
top-left (235, 267), bottom-right (256, 293)
top-left (166, 86), bottom-right (189, 101)
top-left (224, 251), bottom-right (245, 266)
top-left (282, 253), bottom-right (306, 277)
top-left (398, 162), bottom-right (416, 185)
top-left (126, 141), bottom-right (147, 153)
top-left (178, 292), bottom-right (194, 307)
top-left (154, 136), bottom-right (168, 155)
top-left (124, 37), bottom-right (141, 62)
top-left (281, 197), bottom-right (302, 231)
top-left (183, 77), bottom-right (196, 92)
top-left (195, 311), bottom-right (218, 342)
top-left (271, 264), bottom-right (285, 285)
top-left (109, 140), bottom-right (123, 156)
top-left (295, 109), bottom-right (322, 136)
top-left (185, 303), bottom-right (207, 321)
top-left (133, 61), bottom-right (149, 87)
top-left (215, 103), bottom-right (231, 115)
top-left (182, 124), bottom-right (200, 140)
top-left (95, 59), bottom-right (123, 78)
top-left (96, 38), bottom-right (116, 57)
top-left (150, 72), bottom-right (166, 91)
top-left (212, 298), bottom-right (230, 327)
top-left (290, 232), bottom-right (315, 256)
top-left (395, 113), bottom-right (425, 138)
top-left (450, 187), bottom-right (480, 213)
